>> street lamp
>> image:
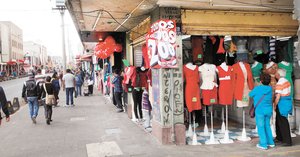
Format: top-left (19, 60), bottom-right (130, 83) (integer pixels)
top-left (53, 0), bottom-right (67, 72)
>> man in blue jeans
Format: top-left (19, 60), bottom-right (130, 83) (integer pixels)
top-left (22, 74), bottom-right (39, 124)
top-left (62, 69), bottom-right (75, 107)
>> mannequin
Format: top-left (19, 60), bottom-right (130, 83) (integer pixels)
top-left (184, 62), bottom-right (202, 142)
top-left (251, 60), bottom-right (263, 86)
top-left (217, 62), bottom-right (234, 144)
top-left (184, 62), bottom-right (201, 112)
top-left (232, 60), bottom-right (254, 141)
top-left (199, 63), bottom-right (219, 144)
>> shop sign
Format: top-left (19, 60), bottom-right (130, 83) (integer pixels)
top-left (147, 19), bottom-right (177, 69)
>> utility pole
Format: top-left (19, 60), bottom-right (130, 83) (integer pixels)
top-left (53, 0), bottom-right (67, 72)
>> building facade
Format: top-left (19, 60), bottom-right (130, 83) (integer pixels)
top-left (23, 41), bottom-right (48, 68)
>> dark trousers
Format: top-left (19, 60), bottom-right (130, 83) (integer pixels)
top-left (66, 88), bottom-right (74, 105)
top-left (275, 108), bottom-right (292, 145)
top-left (88, 85), bottom-right (93, 95)
top-left (132, 88), bottom-right (143, 119)
top-left (114, 92), bottom-right (123, 109)
top-left (44, 105), bottom-right (52, 120)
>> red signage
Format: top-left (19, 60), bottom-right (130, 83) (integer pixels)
top-left (146, 20), bottom-right (177, 68)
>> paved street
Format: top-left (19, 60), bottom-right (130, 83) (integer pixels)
top-left (0, 78), bottom-right (300, 157)
top-left (0, 77), bottom-right (28, 102)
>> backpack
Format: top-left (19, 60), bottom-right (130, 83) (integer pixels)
top-left (26, 80), bottom-right (37, 93)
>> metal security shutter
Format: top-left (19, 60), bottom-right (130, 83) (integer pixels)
top-left (133, 45), bottom-right (143, 67)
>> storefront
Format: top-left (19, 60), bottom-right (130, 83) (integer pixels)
top-left (124, 7), bottom-right (299, 145)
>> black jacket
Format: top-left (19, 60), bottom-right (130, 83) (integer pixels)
top-left (39, 82), bottom-right (55, 99)
top-left (22, 79), bottom-right (39, 98)
top-left (0, 86), bottom-right (10, 119)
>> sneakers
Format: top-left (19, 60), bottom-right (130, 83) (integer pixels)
top-left (256, 144), bottom-right (267, 150)
top-left (268, 144), bottom-right (275, 148)
top-left (31, 117), bottom-right (37, 124)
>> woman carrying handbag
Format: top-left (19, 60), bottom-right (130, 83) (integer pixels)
top-left (39, 76), bottom-right (57, 125)
top-left (249, 73), bottom-right (274, 150)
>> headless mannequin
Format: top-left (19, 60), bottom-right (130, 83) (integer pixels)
top-left (186, 62), bottom-right (197, 70)
top-left (252, 60), bottom-right (259, 68)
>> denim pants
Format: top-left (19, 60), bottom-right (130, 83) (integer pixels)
top-left (66, 88), bottom-right (74, 105)
top-left (27, 97), bottom-right (39, 118)
top-left (255, 111), bottom-right (275, 148)
top-left (76, 85), bottom-right (82, 96)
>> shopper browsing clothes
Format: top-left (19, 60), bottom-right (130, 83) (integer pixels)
top-left (75, 71), bottom-right (83, 97)
top-left (249, 73), bottom-right (274, 150)
top-left (274, 68), bottom-right (293, 146)
top-left (112, 69), bottom-right (124, 112)
top-left (39, 76), bottom-right (56, 125)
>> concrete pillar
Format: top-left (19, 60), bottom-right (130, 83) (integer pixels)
top-left (150, 7), bottom-right (185, 145)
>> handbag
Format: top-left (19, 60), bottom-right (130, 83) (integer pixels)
top-left (249, 94), bottom-right (266, 118)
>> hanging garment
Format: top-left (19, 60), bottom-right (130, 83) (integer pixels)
top-left (199, 63), bottom-right (218, 105)
top-left (278, 62), bottom-right (293, 98)
top-left (232, 37), bottom-right (248, 61)
top-left (248, 37), bottom-right (269, 56)
top-left (204, 36), bottom-right (218, 64)
top-left (217, 37), bottom-right (226, 54)
top-left (183, 64), bottom-right (201, 112)
top-left (251, 61), bottom-right (263, 86)
top-left (269, 37), bottom-right (276, 61)
top-left (229, 41), bottom-right (237, 53)
top-left (191, 36), bottom-right (204, 63)
top-left (142, 44), bottom-right (150, 69)
top-left (232, 62), bottom-right (254, 107)
top-left (276, 38), bottom-right (293, 63)
top-left (217, 65), bottom-right (234, 105)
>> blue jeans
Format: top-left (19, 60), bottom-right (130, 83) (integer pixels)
top-left (66, 88), bottom-right (74, 105)
top-left (27, 97), bottom-right (39, 118)
top-left (255, 111), bottom-right (275, 148)
top-left (76, 85), bottom-right (82, 96)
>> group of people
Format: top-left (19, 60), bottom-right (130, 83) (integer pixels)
top-left (22, 69), bottom-right (61, 125)
top-left (21, 68), bottom-right (95, 125)
top-left (249, 69), bottom-right (293, 150)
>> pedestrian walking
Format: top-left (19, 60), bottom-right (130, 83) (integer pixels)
top-left (0, 86), bottom-right (10, 125)
top-left (51, 72), bottom-right (60, 106)
top-left (39, 76), bottom-right (56, 125)
top-left (112, 69), bottom-right (124, 112)
top-left (274, 68), bottom-right (293, 146)
top-left (62, 69), bottom-right (75, 107)
top-left (249, 73), bottom-right (274, 150)
top-left (22, 74), bottom-right (40, 124)
top-left (75, 71), bottom-right (83, 97)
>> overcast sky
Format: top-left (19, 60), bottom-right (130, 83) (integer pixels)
top-left (0, 0), bottom-right (83, 57)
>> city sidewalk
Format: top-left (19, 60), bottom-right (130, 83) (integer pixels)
top-left (0, 91), bottom-right (300, 157)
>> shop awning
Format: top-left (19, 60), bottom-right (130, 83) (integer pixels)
top-left (17, 59), bottom-right (25, 64)
top-left (80, 53), bottom-right (93, 59)
top-left (7, 60), bottom-right (17, 65)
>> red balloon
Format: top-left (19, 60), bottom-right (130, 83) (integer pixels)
top-left (105, 36), bottom-right (116, 45)
top-left (106, 43), bottom-right (115, 55)
top-left (114, 44), bottom-right (123, 53)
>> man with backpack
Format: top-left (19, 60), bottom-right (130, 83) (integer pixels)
top-left (22, 74), bottom-right (40, 124)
